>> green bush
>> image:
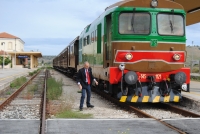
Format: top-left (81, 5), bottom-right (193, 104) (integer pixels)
top-left (191, 76), bottom-right (200, 81)
top-left (29, 69), bottom-right (40, 76)
top-left (10, 76), bottom-right (27, 89)
top-left (47, 78), bottom-right (63, 100)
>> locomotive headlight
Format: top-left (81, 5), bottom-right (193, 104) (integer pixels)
top-left (151, 0), bottom-right (158, 8)
top-left (125, 53), bottom-right (133, 60)
top-left (173, 54), bottom-right (181, 61)
top-left (181, 83), bottom-right (187, 91)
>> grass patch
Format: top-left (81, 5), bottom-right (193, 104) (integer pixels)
top-left (22, 84), bottom-right (38, 100)
top-left (29, 69), bottom-right (40, 76)
top-left (47, 77), bottom-right (63, 100)
top-left (192, 67), bottom-right (199, 73)
top-left (56, 110), bottom-right (92, 119)
top-left (55, 96), bottom-right (92, 119)
top-left (10, 76), bottom-right (27, 89)
top-left (6, 91), bottom-right (11, 95)
top-left (191, 76), bottom-right (200, 82)
top-left (28, 84), bottom-right (38, 93)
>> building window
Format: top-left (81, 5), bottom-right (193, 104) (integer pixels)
top-left (8, 42), bottom-right (13, 50)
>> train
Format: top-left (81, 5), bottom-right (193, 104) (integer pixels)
top-left (53, 0), bottom-right (190, 103)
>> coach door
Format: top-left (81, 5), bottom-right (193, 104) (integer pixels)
top-left (74, 40), bottom-right (79, 68)
top-left (68, 46), bottom-right (70, 66)
top-left (66, 48), bottom-right (69, 67)
top-left (104, 14), bottom-right (112, 68)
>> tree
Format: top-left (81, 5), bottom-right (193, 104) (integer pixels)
top-left (0, 56), bottom-right (11, 66)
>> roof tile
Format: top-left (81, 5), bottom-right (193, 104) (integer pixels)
top-left (0, 32), bottom-right (19, 39)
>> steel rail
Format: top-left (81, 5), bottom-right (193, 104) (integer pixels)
top-left (159, 103), bottom-right (200, 118)
top-left (54, 68), bottom-right (190, 134)
top-left (92, 88), bottom-right (186, 134)
top-left (0, 70), bottom-right (41, 111)
top-left (40, 70), bottom-right (48, 134)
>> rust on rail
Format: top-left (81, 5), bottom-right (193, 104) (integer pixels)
top-left (0, 70), bottom-right (40, 111)
top-left (40, 70), bottom-right (49, 134)
top-left (92, 88), bottom-right (186, 134)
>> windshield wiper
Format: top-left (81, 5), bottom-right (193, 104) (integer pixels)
top-left (131, 8), bottom-right (136, 33)
top-left (169, 20), bottom-right (174, 33)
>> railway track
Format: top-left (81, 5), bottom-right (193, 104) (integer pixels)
top-left (92, 87), bottom-right (200, 134)
top-left (0, 69), bottom-right (49, 134)
top-left (40, 70), bottom-right (49, 134)
top-left (0, 70), bottom-right (40, 111)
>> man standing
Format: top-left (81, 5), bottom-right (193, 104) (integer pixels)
top-left (77, 61), bottom-right (98, 111)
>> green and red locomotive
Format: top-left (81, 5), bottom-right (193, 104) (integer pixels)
top-left (53, 0), bottom-right (190, 103)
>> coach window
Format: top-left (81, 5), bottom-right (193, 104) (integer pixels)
top-left (91, 32), bottom-right (94, 43)
top-left (157, 14), bottom-right (184, 36)
top-left (95, 30), bottom-right (97, 42)
top-left (79, 38), bottom-right (82, 49)
top-left (119, 13), bottom-right (150, 34)
top-left (71, 45), bottom-right (74, 54)
top-left (84, 38), bottom-right (87, 46)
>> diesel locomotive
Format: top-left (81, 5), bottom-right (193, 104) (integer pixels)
top-left (53, 0), bottom-right (190, 103)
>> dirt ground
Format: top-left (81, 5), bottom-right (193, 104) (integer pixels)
top-left (48, 70), bottom-right (137, 119)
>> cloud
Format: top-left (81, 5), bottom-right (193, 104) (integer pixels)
top-left (24, 38), bottom-right (73, 55)
top-left (0, 0), bottom-right (119, 38)
top-left (1, 0), bottom-right (200, 56)
top-left (186, 23), bottom-right (200, 45)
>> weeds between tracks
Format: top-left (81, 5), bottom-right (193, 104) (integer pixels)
top-left (46, 70), bottom-right (92, 119)
top-left (10, 76), bottom-right (27, 89)
top-left (47, 77), bottom-right (63, 100)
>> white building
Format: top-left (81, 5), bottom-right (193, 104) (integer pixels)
top-left (0, 32), bottom-right (42, 69)
top-left (0, 32), bottom-right (24, 52)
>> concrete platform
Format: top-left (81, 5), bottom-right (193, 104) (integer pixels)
top-left (191, 73), bottom-right (200, 77)
top-left (163, 118), bottom-right (200, 134)
top-left (0, 118), bottom-right (199, 133)
top-left (0, 68), bottom-right (37, 92)
top-left (46, 119), bottom-right (179, 134)
top-left (182, 81), bottom-right (200, 102)
top-left (0, 119), bottom-right (40, 134)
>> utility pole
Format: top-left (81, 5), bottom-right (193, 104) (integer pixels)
top-left (15, 38), bottom-right (16, 68)
top-left (1, 42), bottom-right (5, 70)
top-left (191, 41), bottom-right (194, 73)
top-left (199, 60), bottom-right (200, 74)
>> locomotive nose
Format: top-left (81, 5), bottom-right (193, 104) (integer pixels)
top-left (124, 71), bottom-right (138, 85)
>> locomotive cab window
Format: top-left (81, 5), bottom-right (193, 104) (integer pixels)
top-left (157, 14), bottom-right (184, 36)
top-left (119, 12), bottom-right (150, 35)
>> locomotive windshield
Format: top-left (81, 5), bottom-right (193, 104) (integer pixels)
top-left (157, 14), bottom-right (184, 36)
top-left (119, 13), bottom-right (150, 35)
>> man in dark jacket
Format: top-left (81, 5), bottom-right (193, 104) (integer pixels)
top-left (77, 61), bottom-right (98, 111)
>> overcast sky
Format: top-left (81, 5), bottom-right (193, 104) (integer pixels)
top-left (0, 0), bottom-right (200, 55)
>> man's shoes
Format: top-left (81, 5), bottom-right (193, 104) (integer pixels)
top-left (79, 108), bottom-right (83, 111)
top-left (87, 105), bottom-right (94, 108)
